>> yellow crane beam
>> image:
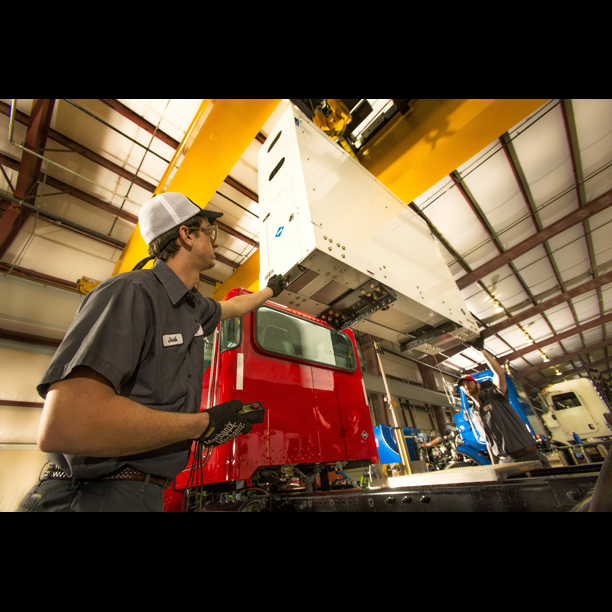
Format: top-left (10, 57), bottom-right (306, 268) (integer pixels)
top-left (113, 99), bottom-right (281, 276)
top-left (357, 98), bottom-right (548, 206)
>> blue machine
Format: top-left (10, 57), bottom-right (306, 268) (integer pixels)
top-left (373, 424), bottom-right (419, 464)
top-left (454, 369), bottom-right (541, 465)
top-left (373, 371), bottom-right (547, 468)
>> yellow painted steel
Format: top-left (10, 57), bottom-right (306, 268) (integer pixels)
top-left (211, 248), bottom-right (260, 302)
top-left (112, 99), bottom-right (281, 277)
top-left (154, 99), bottom-right (216, 197)
top-left (358, 99), bottom-right (549, 206)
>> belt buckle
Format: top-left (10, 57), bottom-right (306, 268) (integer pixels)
top-left (43, 463), bottom-right (70, 480)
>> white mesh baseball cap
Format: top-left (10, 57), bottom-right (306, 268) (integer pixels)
top-left (138, 192), bottom-right (223, 246)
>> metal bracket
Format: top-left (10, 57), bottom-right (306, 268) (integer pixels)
top-left (318, 280), bottom-right (397, 332)
top-left (399, 320), bottom-right (460, 352)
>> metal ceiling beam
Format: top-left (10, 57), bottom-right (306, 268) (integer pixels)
top-left (1, 149), bottom-right (141, 227)
top-left (408, 202), bottom-right (470, 275)
top-left (451, 169), bottom-right (557, 343)
top-left (1, 193), bottom-right (126, 250)
top-left (559, 100), bottom-right (601, 353)
top-left (514, 338), bottom-right (612, 379)
top-left (98, 99), bottom-right (181, 149)
top-left (482, 269), bottom-right (612, 338)
top-left (2, 100), bottom-right (261, 217)
top-left (223, 175), bottom-right (259, 203)
top-left (1, 148), bottom-right (256, 255)
top-left (46, 171), bottom-right (255, 252)
top-left (535, 354), bottom-right (612, 385)
top-left (499, 312), bottom-right (612, 364)
top-left (43, 175), bottom-right (139, 224)
top-left (455, 187), bottom-right (612, 290)
top-left (0, 99), bottom-right (55, 259)
top-left (459, 338), bottom-right (612, 383)
top-left (43, 172), bottom-right (254, 253)
top-left (412, 280), bottom-right (602, 376)
top-left (46, 125), bottom-right (157, 193)
top-left (499, 131), bottom-right (577, 338)
top-left (0, 100), bottom-right (157, 193)
top-left (560, 98), bottom-right (606, 339)
top-left (0, 261), bottom-right (78, 292)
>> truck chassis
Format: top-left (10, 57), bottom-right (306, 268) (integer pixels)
top-left (183, 462), bottom-right (601, 512)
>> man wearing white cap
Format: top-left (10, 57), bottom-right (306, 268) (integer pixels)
top-left (18, 193), bottom-right (287, 512)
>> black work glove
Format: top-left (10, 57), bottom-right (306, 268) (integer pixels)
top-left (267, 274), bottom-right (287, 297)
top-left (465, 334), bottom-right (484, 351)
top-left (196, 400), bottom-right (253, 446)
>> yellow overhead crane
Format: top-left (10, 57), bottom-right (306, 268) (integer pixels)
top-left (114, 99), bottom-right (547, 302)
top-left (112, 99), bottom-right (281, 281)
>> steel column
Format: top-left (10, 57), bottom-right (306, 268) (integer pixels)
top-left (0, 99), bottom-right (55, 258)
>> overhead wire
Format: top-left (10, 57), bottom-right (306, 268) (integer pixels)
top-left (108, 99), bottom-right (172, 236)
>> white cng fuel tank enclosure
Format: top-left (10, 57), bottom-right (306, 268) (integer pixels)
top-left (258, 104), bottom-right (479, 354)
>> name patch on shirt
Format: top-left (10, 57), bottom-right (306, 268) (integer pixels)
top-left (194, 325), bottom-right (204, 337)
top-left (163, 333), bottom-right (184, 347)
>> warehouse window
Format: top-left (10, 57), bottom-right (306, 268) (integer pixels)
top-left (255, 306), bottom-right (356, 371)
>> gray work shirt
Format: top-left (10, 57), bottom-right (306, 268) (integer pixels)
top-left (37, 259), bottom-right (221, 480)
top-left (469, 380), bottom-right (535, 458)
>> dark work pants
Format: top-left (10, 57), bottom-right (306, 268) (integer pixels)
top-left (16, 477), bottom-right (164, 512)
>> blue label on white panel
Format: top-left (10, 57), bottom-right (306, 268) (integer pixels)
top-left (275, 227), bottom-right (284, 237)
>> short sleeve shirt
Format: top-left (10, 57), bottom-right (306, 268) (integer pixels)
top-left (469, 380), bottom-right (535, 458)
top-left (37, 260), bottom-right (222, 480)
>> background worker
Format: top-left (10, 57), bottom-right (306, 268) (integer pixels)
top-left (18, 192), bottom-right (287, 512)
top-left (458, 338), bottom-right (551, 469)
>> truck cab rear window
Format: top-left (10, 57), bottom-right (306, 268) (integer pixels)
top-left (255, 306), bottom-right (356, 371)
top-left (552, 392), bottom-right (582, 410)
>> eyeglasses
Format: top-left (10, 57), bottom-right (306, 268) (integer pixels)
top-left (189, 224), bottom-right (218, 244)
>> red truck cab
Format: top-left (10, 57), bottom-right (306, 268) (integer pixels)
top-left (170, 287), bottom-right (378, 499)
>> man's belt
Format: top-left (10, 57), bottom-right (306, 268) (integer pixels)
top-left (42, 464), bottom-right (170, 489)
top-left (507, 445), bottom-right (536, 460)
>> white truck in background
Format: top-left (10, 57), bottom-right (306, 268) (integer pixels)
top-left (539, 377), bottom-right (612, 445)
